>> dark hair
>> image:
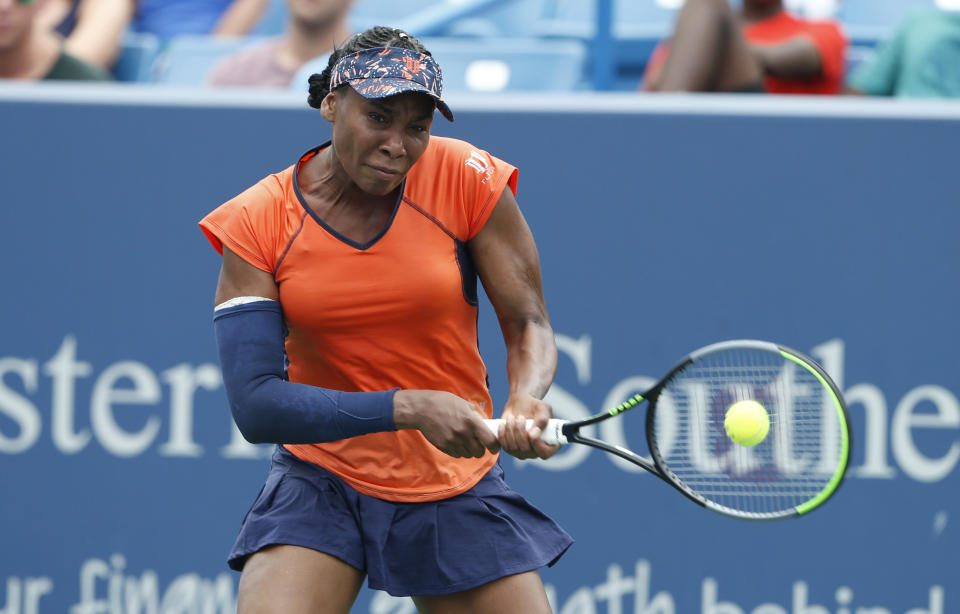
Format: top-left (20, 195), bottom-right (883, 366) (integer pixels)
top-left (307, 26), bottom-right (433, 109)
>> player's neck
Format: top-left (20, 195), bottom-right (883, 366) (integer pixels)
top-left (303, 146), bottom-right (397, 209)
top-left (279, 19), bottom-right (351, 69)
top-left (299, 148), bottom-right (399, 242)
top-left (0, 24), bottom-right (60, 80)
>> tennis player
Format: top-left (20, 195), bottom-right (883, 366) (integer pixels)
top-left (199, 26), bottom-right (572, 614)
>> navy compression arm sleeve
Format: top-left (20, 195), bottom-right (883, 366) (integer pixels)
top-left (213, 300), bottom-right (397, 444)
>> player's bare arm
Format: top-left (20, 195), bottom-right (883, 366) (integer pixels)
top-left (470, 187), bottom-right (559, 460)
top-left (214, 246), bottom-right (280, 305)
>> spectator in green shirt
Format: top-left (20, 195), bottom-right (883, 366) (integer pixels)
top-left (847, 7), bottom-right (960, 98)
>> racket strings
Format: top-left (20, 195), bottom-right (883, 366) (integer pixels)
top-left (651, 347), bottom-right (846, 516)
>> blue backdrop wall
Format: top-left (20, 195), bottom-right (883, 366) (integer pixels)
top-left (1, 86), bottom-right (957, 614)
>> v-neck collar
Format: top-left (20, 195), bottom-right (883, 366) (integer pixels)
top-left (292, 143), bottom-right (405, 251)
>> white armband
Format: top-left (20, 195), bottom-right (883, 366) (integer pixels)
top-left (214, 296), bottom-right (278, 312)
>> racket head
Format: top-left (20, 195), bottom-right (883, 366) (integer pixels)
top-left (645, 340), bottom-right (851, 521)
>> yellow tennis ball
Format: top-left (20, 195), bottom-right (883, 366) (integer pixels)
top-left (724, 400), bottom-right (770, 447)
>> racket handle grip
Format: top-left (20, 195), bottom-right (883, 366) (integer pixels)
top-left (483, 418), bottom-right (569, 445)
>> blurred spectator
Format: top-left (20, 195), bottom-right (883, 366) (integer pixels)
top-left (0, 0), bottom-right (112, 80)
top-left (643, 0), bottom-right (847, 94)
top-left (208, 0), bottom-right (352, 87)
top-left (132, 0), bottom-right (270, 39)
top-left (846, 6), bottom-right (960, 98)
top-left (36, 0), bottom-right (134, 71)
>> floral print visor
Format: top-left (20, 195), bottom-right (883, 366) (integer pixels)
top-left (330, 46), bottom-right (455, 122)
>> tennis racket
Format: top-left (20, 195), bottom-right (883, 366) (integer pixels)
top-left (485, 339), bottom-right (851, 521)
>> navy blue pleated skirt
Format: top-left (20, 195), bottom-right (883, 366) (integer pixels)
top-left (228, 446), bottom-right (573, 596)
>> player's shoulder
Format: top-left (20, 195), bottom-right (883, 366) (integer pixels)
top-left (405, 135), bottom-right (515, 238)
top-left (207, 162), bottom-right (301, 237)
top-left (414, 136), bottom-right (508, 180)
top-left (419, 135), bottom-right (484, 165)
top-left (231, 165), bottom-right (293, 209)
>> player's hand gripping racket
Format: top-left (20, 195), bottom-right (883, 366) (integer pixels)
top-left (485, 340), bottom-right (851, 521)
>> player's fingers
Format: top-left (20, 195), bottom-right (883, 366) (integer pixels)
top-left (438, 429), bottom-right (491, 458)
top-left (466, 433), bottom-right (490, 458)
top-left (507, 402), bottom-right (552, 459)
top-left (498, 414), bottom-right (518, 450)
top-left (530, 399), bottom-right (552, 431)
top-left (463, 421), bottom-right (497, 457)
top-left (506, 414), bottom-right (536, 456)
top-left (531, 438), bottom-right (560, 460)
top-left (449, 442), bottom-right (485, 459)
top-left (477, 422), bottom-right (500, 454)
top-left (502, 415), bottom-right (543, 459)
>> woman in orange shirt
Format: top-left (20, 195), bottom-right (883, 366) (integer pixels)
top-left (200, 26), bottom-right (571, 614)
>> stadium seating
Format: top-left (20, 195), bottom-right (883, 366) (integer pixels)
top-left (250, 0), bottom-right (289, 36)
top-left (117, 0), bottom-right (941, 90)
top-left (112, 32), bottom-right (161, 82)
top-left (351, 0), bottom-right (445, 29)
top-left (422, 37), bottom-right (588, 91)
top-left (536, 0), bottom-right (678, 37)
top-left (529, 0), bottom-right (676, 90)
top-left (151, 36), bottom-right (263, 85)
top-left (290, 52), bottom-right (332, 94)
top-left (844, 44), bottom-right (878, 77)
top-left (289, 37), bottom-right (587, 94)
top-left (351, 0), bottom-right (549, 38)
top-left (837, 0), bottom-right (936, 30)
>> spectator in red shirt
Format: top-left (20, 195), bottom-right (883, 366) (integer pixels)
top-left (642, 0), bottom-right (847, 94)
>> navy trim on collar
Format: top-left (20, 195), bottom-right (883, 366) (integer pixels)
top-left (292, 142), bottom-right (404, 251)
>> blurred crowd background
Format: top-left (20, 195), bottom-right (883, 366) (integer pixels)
top-left (1, 0), bottom-right (959, 99)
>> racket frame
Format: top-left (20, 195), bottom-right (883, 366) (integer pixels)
top-left (557, 340), bottom-right (852, 521)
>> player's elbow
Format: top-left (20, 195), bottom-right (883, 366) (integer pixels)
top-left (225, 379), bottom-right (280, 444)
top-left (229, 401), bottom-right (272, 444)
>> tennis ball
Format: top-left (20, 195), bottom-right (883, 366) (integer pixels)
top-left (724, 400), bottom-right (770, 447)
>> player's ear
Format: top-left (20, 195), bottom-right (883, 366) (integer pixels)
top-left (320, 91), bottom-right (337, 122)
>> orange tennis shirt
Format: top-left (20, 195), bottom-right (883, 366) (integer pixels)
top-left (200, 136), bottom-right (519, 502)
